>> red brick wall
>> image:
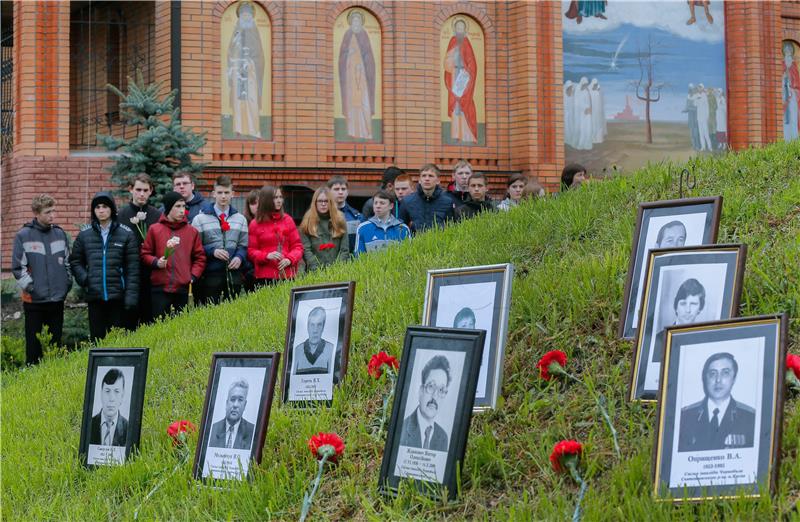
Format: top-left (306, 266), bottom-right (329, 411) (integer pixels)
top-left (1, 1), bottom-right (794, 269)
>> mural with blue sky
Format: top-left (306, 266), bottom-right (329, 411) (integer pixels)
top-left (562, 0), bottom-right (727, 173)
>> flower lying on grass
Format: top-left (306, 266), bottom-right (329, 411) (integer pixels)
top-left (134, 420), bottom-right (197, 520)
top-left (368, 352), bottom-right (400, 437)
top-left (550, 439), bottom-right (588, 522)
top-left (301, 433), bottom-right (344, 521)
top-left (787, 353), bottom-right (800, 393)
top-left (536, 350), bottom-right (620, 459)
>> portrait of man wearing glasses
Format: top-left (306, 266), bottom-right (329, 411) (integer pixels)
top-left (400, 355), bottom-right (451, 452)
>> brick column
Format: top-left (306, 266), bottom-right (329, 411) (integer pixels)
top-left (725, 1), bottom-right (783, 149)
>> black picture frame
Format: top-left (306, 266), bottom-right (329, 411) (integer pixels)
top-left (619, 196), bottom-right (722, 340)
top-left (422, 264), bottom-right (514, 411)
top-left (378, 326), bottom-right (486, 500)
top-left (629, 244), bottom-right (746, 402)
top-left (78, 348), bottom-right (149, 468)
top-left (652, 314), bottom-right (787, 502)
top-left (281, 282), bottom-right (356, 405)
top-left (192, 352), bottom-right (280, 482)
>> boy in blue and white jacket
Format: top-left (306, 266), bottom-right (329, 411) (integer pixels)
top-left (354, 190), bottom-right (411, 256)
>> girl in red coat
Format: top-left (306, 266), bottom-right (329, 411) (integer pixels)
top-left (247, 186), bottom-right (303, 285)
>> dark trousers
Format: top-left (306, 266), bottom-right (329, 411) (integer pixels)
top-left (23, 301), bottom-right (65, 365)
top-left (196, 271), bottom-right (241, 306)
top-left (88, 300), bottom-right (125, 341)
top-left (151, 287), bottom-right (189, 319)
top-left (125, 271), bottom-right (154, 330)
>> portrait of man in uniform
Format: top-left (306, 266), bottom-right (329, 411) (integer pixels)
top-left (400, 355), bottom-right (452, 452)
top-left (678, 352), bottom-right (755, 452)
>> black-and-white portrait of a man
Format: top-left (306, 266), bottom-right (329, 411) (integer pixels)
top-left (400, 355), bottom-right (452, 451)
top-left (653, 278), bottom-right (706, 363)
top-left (90, 368), bottom-right (130, 447)
top-left (209, 379), bottom-right (255, 450)
top-left (678, 352), bottom-right (755, 452)
top-left (293, 306), bottom-right (338, 379)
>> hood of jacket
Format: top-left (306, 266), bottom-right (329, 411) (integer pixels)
top-left (90, 191), bottom-right (118, 224)
top-left (187, 192), bottom-right (205, 207)
top-left (417, 184), bottom-right (445, 202)
top-left (198, 202), bottom-right (239, 218)
top-left (367, 213), bottom-right (403, 229)
top-left (26, 219), bottom-right (60, 233)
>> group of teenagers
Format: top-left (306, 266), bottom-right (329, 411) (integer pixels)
top-left (11, 160), bottom-right (589, 367)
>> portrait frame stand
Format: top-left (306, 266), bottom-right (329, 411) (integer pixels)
top-left (422, 263), bottom-right (513, 411)
top-left (652, 314), bottom-right (787, 502)
top-left (193, 352), bottom-right (281, 484)
top-left (378, 326), bottom-right (485, 501)
top-left (79, 348), bottom-right (149, 469)
top-left (619, 196), bottom-right (723, 340)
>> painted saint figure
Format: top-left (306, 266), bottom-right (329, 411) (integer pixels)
top-left (564, 1), bottom-right (608, 25)
top-left (573, 77), bottom-right (593, 150)
top-left (683, 84), bottom-right (700, 150)
top-left (783, 42), bottom-right (800, 142)
top-left (444, 19), bottom-right (478, 144)
top-left (686, 0), bottom-right (714, 26)
top-left (563, 81), bottom-right (576, 148)
top-left (227, 1), bottom-right (265, 139)
top-left (338, 10), bottom-right (376, 140)
top-left (690, 84), bottom-right (712, 151)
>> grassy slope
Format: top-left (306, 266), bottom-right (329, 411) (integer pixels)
top-left (2, 142), bottom-right (799, 521)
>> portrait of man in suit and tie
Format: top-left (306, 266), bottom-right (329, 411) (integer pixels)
top-left (400, 355), bottom-right (452, 452)
top-left (678, 352), bottom-right (756, 452)
top-left (293, 306), bottom-right (341, 382)
top-left (209, 379), bottom-right (256, 450)
top-left (90, 368), bottom-right (129, 447)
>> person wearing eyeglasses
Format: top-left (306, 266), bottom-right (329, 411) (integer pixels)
top-left (400, 355), bottom-right (451, 452)
top-left (677, 352), bottom-right (755, 452)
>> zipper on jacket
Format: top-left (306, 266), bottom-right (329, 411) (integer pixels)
top-left (102, 235), bottom-right (108, 301)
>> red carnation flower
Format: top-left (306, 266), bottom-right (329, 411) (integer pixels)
top-left (368, 351), bottom-right (399, 379)
top-left (167, 420), bottom-right (196, 446)
top-left (219, 214), bottom-right (231, 232)
top-left (787, 354), bottom-right (800, 379)
top-left (318, 242), bottom-right (336, 251)
top-left (308, 432), bottom-right (344, 463)
top-left (537, 350), bottom-right (567, 381)
top-left (184, 209), bottom-right (190, 216)
top-left (550, 439), bottom-right (583, 473)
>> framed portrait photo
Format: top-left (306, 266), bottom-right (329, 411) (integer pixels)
top-left (422, 264), bottom-right (513, 411)
top-left (379, 326), bottom-right (486, 500)
top-left (630, 244), bottom-right (746, 402)
top-left (281, 282), bottom-right (356, 405)
top-left (79, 348), bottom-right (149, 468)
top-left (652, 314), bottom-right (787, 502)
top-left (619, 197), bottom-right (722, 340)
top-left (193, 352), bottom-right (280, 482)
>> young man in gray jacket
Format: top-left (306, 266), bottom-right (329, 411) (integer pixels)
top-left (11, 194), bottom-right (73, 365)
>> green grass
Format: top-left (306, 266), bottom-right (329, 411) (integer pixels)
top-left (2, 141), bottom-right (799, 520)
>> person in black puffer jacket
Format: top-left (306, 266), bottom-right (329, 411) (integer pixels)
top-left (398, 164), bottom-right (456, 235)
top-left (69, 192), bottom-right (139, 341)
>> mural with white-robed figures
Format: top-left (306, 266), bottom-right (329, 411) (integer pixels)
top-left (562, 1), bottom-right (727, 174)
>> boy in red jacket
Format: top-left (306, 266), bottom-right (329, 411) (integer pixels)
top-left (141, 191), bottom-right (206, 318)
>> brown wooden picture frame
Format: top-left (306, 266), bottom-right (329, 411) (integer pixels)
top-left (192, 352), bottom-right (281, 482)
top-left (652, 314), bottom-right (787, 502)
top-left (629, 244), bottom-right (747, 402)
top-left (619, 196), bottom-right (722, 340)
top-left (281, 281), bottom-right (356, 406)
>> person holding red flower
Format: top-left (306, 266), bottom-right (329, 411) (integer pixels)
top-left (298, 187), bottom-right (349, 272)
top-left (191, 176), bottom-right (249, 305)
top-left (247, 186), bottom-right (303, 286)
top-left (141, 192), bottom-right (206, 319)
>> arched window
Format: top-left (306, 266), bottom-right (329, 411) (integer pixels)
top-left (221, 1), bottom-right (272, 141)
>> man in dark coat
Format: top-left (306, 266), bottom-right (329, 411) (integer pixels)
top-left (116, 173), bottom-right (162, 328)
top-left (172, 172), bottom-right (206, 222)
top-left (11, 194), bottom-right (73, 365)
top-left (678, 352), bottom-right (756, 452)
top-left (209, 379), bottom-right (255, 450)
top-left (454, 172), bottom-right (497, 221)
top-left (90, 368), bottom-right (129, 447)
top-left (69, 192), bottom-right (139, 341)
top-left (400, 355), bottom-right (451, 452)
top-left (398, 164), bottom-right (457, 234)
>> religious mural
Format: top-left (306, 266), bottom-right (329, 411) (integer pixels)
top-left (221, 1), bottom-right (271, 141)
top-left (783, 40), bottom-right (800, 142)
top-left (333, 8), bottom-right (382, 143)
top-left (562, 1), bottom-right (727, 173)
top-left (440, 15), bottom-right (485, 146)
